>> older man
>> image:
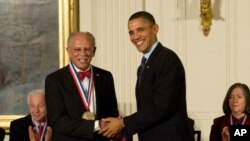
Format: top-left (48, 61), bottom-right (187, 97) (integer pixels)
top-left (45, 32), bottom-right (120, 141)
top-left (10, 89), bottom-right (52, 141)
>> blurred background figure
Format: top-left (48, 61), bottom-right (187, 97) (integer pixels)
top-left (9, 89), bottom-right (52, 141)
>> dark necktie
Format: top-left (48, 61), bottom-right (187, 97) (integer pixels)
top-left (139, 57), bottom-right (147, 85)
top-left (78, 70), bottom-right (91, 81)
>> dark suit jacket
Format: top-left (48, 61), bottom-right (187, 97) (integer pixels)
top-left (209, 114), bottom-right (250, 141)
top-left (123, 43), bottom-right (194, 141)
top-left (45, 65), bottom-right (119, 141)
top-left (9, 115), bottom-right (33, 141)
top-left (0, 127), bottom-right (5, 141)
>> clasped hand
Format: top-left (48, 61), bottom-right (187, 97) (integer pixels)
top-left (222, 126), bottom-right (230, 141)
top-left (98, 116), bottom-right (125, 138)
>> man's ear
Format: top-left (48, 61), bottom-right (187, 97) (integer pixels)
top-left (66, 47), bottom-right (69, 53)
top-left (93, 47), bottom-right (97, 56)
top-left (153, 24), bottom-right (159, 34)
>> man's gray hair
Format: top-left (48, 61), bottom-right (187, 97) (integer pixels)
top-left (67, 32), bottom-right (96, 47)
top-left (27, 89), bottom-right (45, 105)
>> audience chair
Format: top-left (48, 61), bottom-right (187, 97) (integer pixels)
top-left (194, 130), bottom-right (201, 141)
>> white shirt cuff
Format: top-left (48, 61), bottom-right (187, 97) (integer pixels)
top-left (94, 120), bottom-right (100, 132)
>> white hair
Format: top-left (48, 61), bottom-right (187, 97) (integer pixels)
top-left (27, 89), bottom-right (45, 105)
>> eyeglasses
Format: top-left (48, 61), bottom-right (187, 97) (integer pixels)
top-left (73, 47), bottom-right (95, 54)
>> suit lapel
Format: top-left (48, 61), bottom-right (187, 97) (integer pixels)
top-left (27, 114), bottom-right (34, 126)
top-left (61, 66), bottom-right (87, 113)
top-left (65, 66), bottom-right (81, 98)
top-left (137, 43), bottom-right (163, 89)
top-left (136, 43), bottom-right (163, 103)
top-left (144, 43), bottom-right (163, 68)
top-left (92, 66), bottom-right (101, 117)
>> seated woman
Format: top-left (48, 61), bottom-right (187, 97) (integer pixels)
top-left (209, 83), bottom-right (250, 141)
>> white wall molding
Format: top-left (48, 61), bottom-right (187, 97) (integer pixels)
top-left (226, 0), bottom-right (237, 85)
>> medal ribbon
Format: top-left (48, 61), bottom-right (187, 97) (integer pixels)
top-left (39, 121), bottom-right (48, 141)
top-left (69, 62), bottom-right (94, 110)
top-left (230, 114), bottom-right (247, 125)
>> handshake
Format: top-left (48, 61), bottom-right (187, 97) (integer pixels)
top-left (98, 117), bottom-right (125, 139)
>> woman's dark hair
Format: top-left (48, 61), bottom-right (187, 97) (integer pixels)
top-left (222, 83), bottom-right (250, 115)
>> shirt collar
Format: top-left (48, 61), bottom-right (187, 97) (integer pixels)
top-left (73, 64), bottom-right (91, 72)
top-left (32, 120), bottom-right (39, 127)
top-left (32, 116), bottom-right (46, 126)
top-left (143, 41), bottom-right (159, 60)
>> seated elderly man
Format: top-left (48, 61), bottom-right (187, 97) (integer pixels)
top-left (9, 89), bottom-right (52, 141)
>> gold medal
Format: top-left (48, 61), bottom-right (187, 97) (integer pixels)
top-left (82, 111), bottom-right (95, 120)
